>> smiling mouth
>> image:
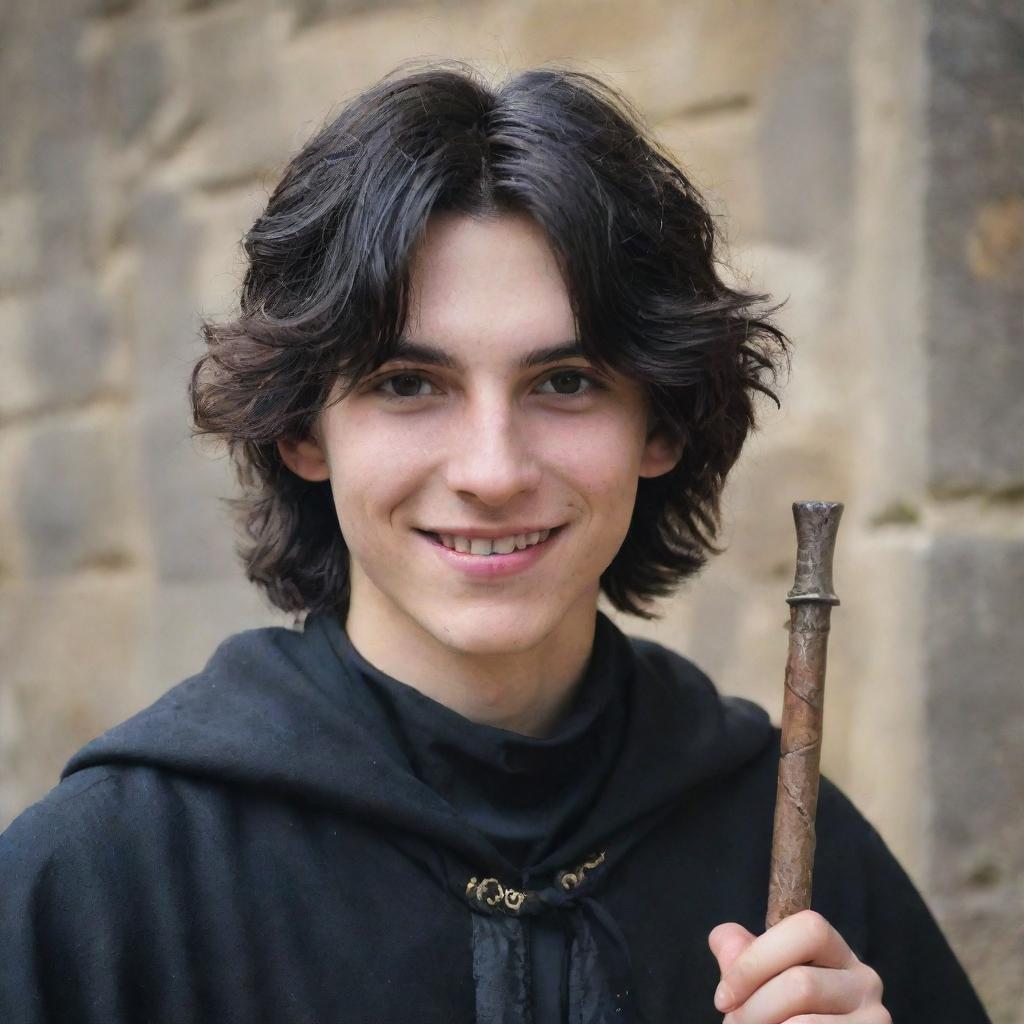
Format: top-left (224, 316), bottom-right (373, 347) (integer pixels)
top-left (417, 525), bottom-right (565, 556)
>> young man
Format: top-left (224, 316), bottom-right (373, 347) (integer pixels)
top-left (0, 66), bottom-right (989, 1023)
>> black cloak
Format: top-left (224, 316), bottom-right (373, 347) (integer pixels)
top-left (0, 611), bottom-right (990, 1022)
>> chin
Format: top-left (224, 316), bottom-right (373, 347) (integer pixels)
top-left (421, 603), bottom-right (559, 657)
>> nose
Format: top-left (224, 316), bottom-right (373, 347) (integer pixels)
top-left (443, 398), bottom-right (542, 507)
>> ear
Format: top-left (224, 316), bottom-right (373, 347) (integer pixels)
top-left (639, 424), bottom-right (683, 479)
top-left (277, 433), bottom-right (331, 482)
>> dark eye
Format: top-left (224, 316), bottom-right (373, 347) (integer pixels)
top-left (539, 370), bottom-right (592, 396)
top-left (378, 373), bottom-right (434, 398)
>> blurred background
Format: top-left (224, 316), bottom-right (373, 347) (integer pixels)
top-left (0, 0), bottom-right (1020, 1018)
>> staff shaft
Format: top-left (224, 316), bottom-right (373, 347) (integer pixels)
top-left (765, 501), bottom-right (843, 930)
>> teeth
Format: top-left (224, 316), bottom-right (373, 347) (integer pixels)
top-left (435, 528), bottom-right (557, 555)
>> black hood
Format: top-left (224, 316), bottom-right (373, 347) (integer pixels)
top-left (63, 611), bottom-right (772, 878)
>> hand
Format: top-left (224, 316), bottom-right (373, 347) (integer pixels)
top-left (707, 910), bottom-right (890, 1023)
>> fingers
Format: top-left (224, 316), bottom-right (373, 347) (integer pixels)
top-left (720, 962), bottom-right (862, 1023)
top-left (715, 910), bottom-right (857, 1014)
top-left (727, 1013), bottom-right (892, 1024)
top-left (708, 923), bottom-right (757, 975)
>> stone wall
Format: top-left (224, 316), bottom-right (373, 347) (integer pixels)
top-left (1, 0), bottom-right (1020, 1018)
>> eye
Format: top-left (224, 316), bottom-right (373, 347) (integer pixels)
top-left (375, 373), bottom-right (437, 399)
top-left (537, 369), bottom-right (599, 396)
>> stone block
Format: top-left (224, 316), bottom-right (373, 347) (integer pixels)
top-left (13, 407), bottom-right (143, 576)
top-left (935, 900), bottom-right (1024, 1024)
top-left (656, 106), bottom-right (762, 240)
top-left (721, 437), bottom-right (851, 585)
top-left (94, 28), bottom-right (167, 145)
top-left (159, 0), bottom-right (237, 11)
top-left (0, 193), bottom-right (39, 292)
top-left (925, 0), bottom-right (1024, 495)
top-left (274, 0), bottom-right (763, 137)
top-left (758, 3), bottom-right (855, 252)
top-left (276, 8), bottom-right (440, 134)
top-left (513, 0), bottom-right (780, 124)
top-left (139, 403), bottom-right (246, 583)
top-left (153, 9), bottom-right (290, 189)
top-left (0, 4), bottom-right (35, 194)
top-left (84, 0), bottom-right (138, 15)
top-left (122, 187), bottom-right (204, 408)
top-left (25, 15), bottom-right (100, 277)
top-left (0, 575), bottom-right (150, 829)
top-left (0, 297), bottom-right (35, 420)
top-left (34, 278), bottom-right (122, 406)
top-left (188, 186), bottom-right (266, 319)
top-left (0, 429), bottom-right (26, 579)
top-left (839, 532), bottom-right (930, 875)
top-left (0, 573), bottom-right (290, 831)
top-left (730, 242), bottom-right (837, 425)
top-left (120, 187), bottom-right (248, 583)
top-left (926, 533), bottom-right (1024, 881)
top-left (0, 280), bottom-right (124, 421)
top-left (289, 0), bottom-right (426, 30)
top-left (926, 532), bottom-right (1024, 1017)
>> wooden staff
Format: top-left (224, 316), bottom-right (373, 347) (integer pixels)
top-left (766, 500), bottom-right (844, 929)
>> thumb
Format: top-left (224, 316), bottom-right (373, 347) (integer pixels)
top-left (708, 922), bottom-right (756, 975)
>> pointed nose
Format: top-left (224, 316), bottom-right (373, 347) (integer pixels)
top-left (443, 402), bottom-right (542, 507)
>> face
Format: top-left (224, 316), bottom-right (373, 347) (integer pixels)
top-left (280, 212), bottom-right (680, 659)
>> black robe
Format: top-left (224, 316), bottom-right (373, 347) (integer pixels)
top-left (0, 611), bottom-right (990, 1022)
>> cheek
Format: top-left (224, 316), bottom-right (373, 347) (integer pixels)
top-left (322, 418), bottom-right (433, 542)
top-left (548, 417), bottom-right (647, 505)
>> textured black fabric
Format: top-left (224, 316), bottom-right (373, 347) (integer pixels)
top-left (340, 611), bottom-right (628, 870)
top-left (472, 914), bottom-right (530, 1024)
top-left (345, 612), bottom-right (629, 1022)
top-left (0, 612), bottom-right (992, 1023)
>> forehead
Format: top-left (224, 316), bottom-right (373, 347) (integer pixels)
top-left (405, 212), bottom-right (577, 359)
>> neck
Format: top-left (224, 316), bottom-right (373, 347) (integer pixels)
top-left (343, 591), bottom-right (599, 738)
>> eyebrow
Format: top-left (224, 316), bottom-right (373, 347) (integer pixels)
top-left (385, 338), bottom-right (586, 371)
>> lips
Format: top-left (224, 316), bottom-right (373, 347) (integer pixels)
top-left (416, 525), bottom-right (565, 555)
top-left (426, 528), bottom-right (557, 556)
top-left (415, 525), bottom-right (565, 575)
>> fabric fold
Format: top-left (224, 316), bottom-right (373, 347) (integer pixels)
top-left (471, 914), bottom-right (532, 1024)
top-left (565, 896), bottom-right (633, 1024)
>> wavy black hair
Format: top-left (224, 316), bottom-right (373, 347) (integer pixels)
top-left (190, 62), bottom-right (788, 620)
